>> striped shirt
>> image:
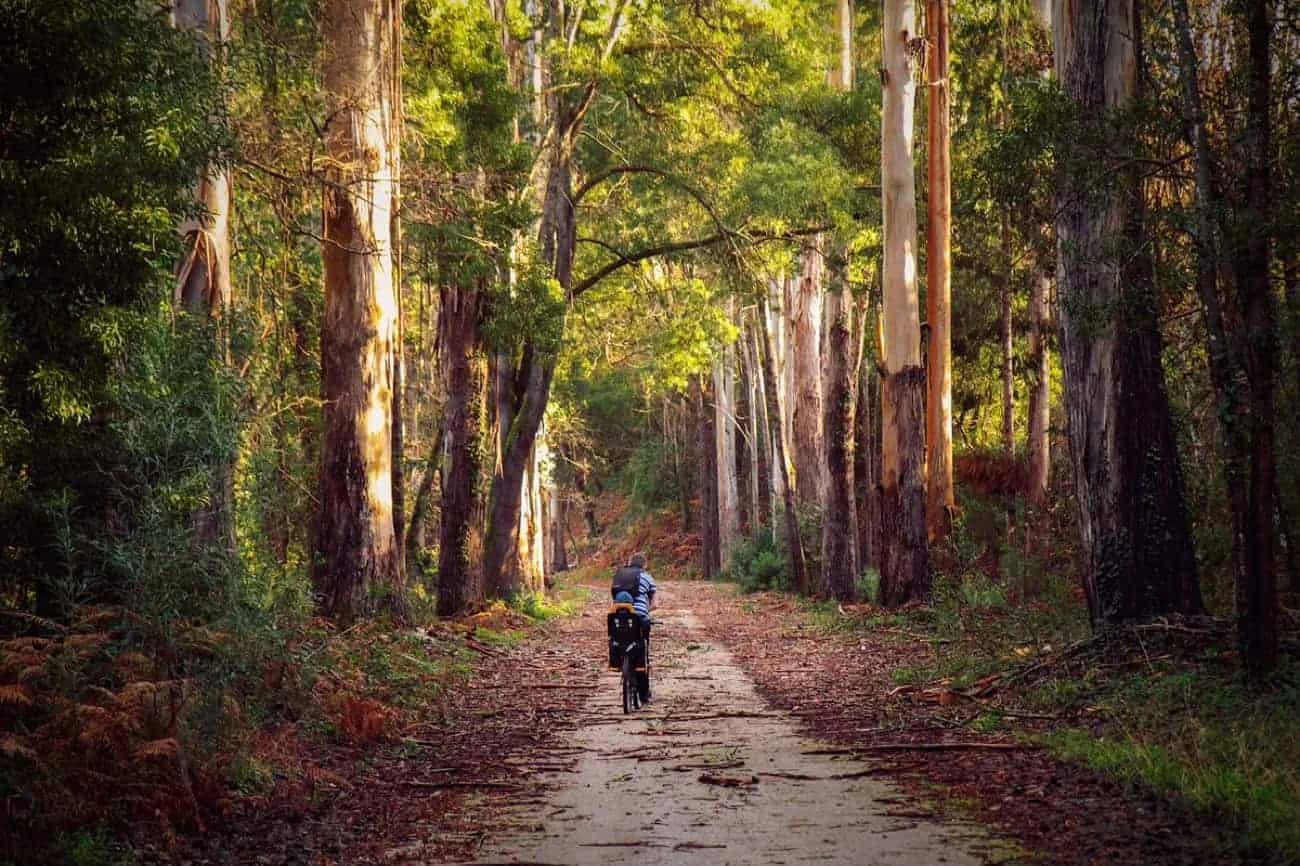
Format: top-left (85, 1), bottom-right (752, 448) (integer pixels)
top-left (633, 571), bottom-right (656, 621)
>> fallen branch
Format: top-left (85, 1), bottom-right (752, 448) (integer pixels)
top-left (400, 780), bottom-right (523, 790)
top-left (698, 772), bottom-right (760, 787)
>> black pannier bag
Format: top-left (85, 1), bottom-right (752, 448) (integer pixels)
top-left (607, 604), bottom-right (645, 670)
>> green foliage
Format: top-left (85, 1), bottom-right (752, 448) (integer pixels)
top-left (617, 438), bottom-right (688, 512)
top-left (53, 828), bottom-right (131, 866)
top-left (722, 526), bottom-right (790, 594)
top-left (855, 568), bottom-right (881, 605)
top-left (0, 0), bottom-right (228, 609)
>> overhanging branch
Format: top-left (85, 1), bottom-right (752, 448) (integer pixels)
top-left (570, 224), bottom-right (829, 298)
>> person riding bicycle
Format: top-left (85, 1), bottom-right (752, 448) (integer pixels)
top-left (610, 552), bottom-right (656, 703)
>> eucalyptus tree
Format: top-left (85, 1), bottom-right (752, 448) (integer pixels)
top-left (1052, 0), bottom-right (1201, 626)
top-left (924, 0), bottom-right (954, 538)
top-left (311, 0), bottom-right (407, 622)
top-left (880, 0), bottom-right (931, 604)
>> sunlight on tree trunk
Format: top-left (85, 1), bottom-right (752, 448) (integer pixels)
top-left (880, 0), bottom-right (931, 605)
top-left (312, 0), bottom-right (404, 623)
top-left (924, 0), bottom-right (954, 539)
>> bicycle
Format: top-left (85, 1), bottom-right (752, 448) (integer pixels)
top-left (608, 608), bottom-right (662, 714)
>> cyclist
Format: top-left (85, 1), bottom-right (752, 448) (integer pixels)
top-left (610, 552), bottom-right (656, 703)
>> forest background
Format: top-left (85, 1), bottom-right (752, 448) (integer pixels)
top-left (1, 0), bottom-right (1297, 862)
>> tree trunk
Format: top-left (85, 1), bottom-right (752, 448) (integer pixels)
top-left (482, 144), bottom-right (569, 597)
top-left (171, 0), bottom-right (235, 553)
top-left (822, 256), bottom-right (857, 600)
top-left (312, 0), bottom-right (403, 623)
top-left (821, 0), bottom-right (856, 599)
top-left (437, 284), bottom-right (485, 615)
top-left (388, 142), bottom-right (411, 625)
top-left (854, 307), bottom-right (881, 574)
top-left (549, 486), bottom-right (569, 574)
top-left (574, 464), bottom-right (602, 537)
top-left (1053, 0), bottom-right (1201, 627)
top-left (714, 330), bottom-right (741, 562)
top-left (746, 314), bottom-right (774, 528)
top-left (696, 376), bottom-right (722, 579)
top-left (760, 301), bottom-right (810, 593)
top-left (791, 247), bottom-right (825, 510)
top-left (1026, 267), bottom-right (1051, 503)
top-left (880, 0), bottom-right (931, 605)
top-left (1000, 209), bottom-right (1015, 457)
top-left (925, 0), bottom-right (954, 539)
top-left (1232, 0), bottom-right (1278, 674)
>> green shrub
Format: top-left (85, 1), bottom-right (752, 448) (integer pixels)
top-left (856, 568), bottom-right (881, 604)
top-left (721, 526), bottom-right (791, 593)
top-left (617, 439), bottom-right (686, 511)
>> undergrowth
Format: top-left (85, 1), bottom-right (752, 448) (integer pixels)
top-left (1043, 659), bottom-right (1300, 860)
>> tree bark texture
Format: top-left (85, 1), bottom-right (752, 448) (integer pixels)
top-left (437, 285), bottom-right (485, 616)
top-left (881, 0), bottom-right (931, 604)
top-left (854, 324), bottom-right (881, 574)
top-left (312, 0), bottom-right (403, 622)
top-left (482, 141), bottom-right (569, 597)
top-left (822, 264), bottom-right (857, 600)
top-left (791, 246), bottom-right (825, 510)
top-left (172, 0), bottom-right (232, 319)
top-left (1053, 0), bottom-right (1201, 627)
top-left (925, 0), bottom-right (954, 539)
top-left (714, 333), bottom-right (741, 562)
top-left (696, 376), bottom-right (722, 579)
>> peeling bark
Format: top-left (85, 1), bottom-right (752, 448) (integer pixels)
top-left (312, 0), bottom-right (404, 622)
top-left (881, 0), bottom-right (931, 604)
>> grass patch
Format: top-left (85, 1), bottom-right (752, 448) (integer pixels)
top-left (472, 627), bottom-right (528, 647)
top-left (1043, 659), bottom-right (1300, 860)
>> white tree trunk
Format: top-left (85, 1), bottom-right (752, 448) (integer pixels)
top-left (171, 0), bottom-right (231, 317)
top-left (880, 0), bottom-right (930, 603)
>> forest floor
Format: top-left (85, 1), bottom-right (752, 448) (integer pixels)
top-left (169, 573), bottom-right (1290, 866)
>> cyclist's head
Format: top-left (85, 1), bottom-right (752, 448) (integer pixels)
top-left (629, 552), bottom-right (647, 569)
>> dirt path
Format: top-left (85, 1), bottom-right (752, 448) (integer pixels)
top-left (460, 585), bottom-right (1010, 866)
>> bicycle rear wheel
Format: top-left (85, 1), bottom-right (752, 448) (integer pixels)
top-left (621, 656), bottom-right (637, 713)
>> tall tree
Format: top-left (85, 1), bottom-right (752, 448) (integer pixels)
top-left (790, 248), bottom-right (825, 508)
top-left (436, 283), bottom-right (485, 616)
top-left (925, 0), bottom-right (954, 537)
top-left (1025, 0), bottom-right (1053, 504)
top-left (822, 0), bottom-right (858, 600)
top-left (1053, 0), bottom-right (1200, 626)
top-left (312, 0), bottom-right (405, 622)
top-left (482, 0), bottom-right (629, 597)
top-left (880, 0), bottom-right (931, 605)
